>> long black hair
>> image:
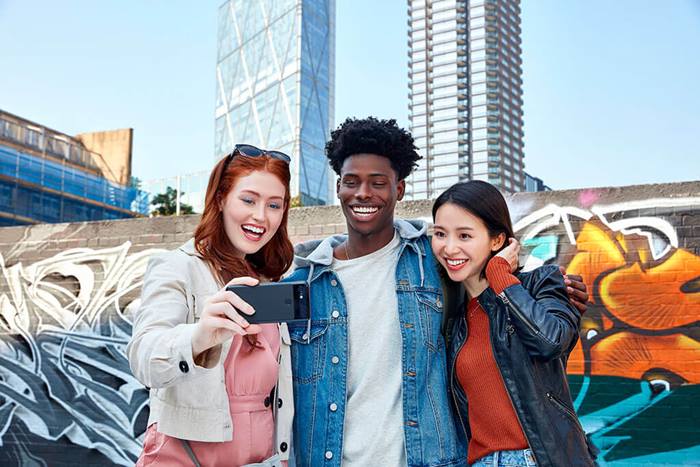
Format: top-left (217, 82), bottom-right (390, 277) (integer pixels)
top-left (432, 180), bottom-right (516, 280)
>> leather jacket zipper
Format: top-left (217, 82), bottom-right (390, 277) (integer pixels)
top-left (504, 310), bottom-right (515, 347)
top-left (498, 291), bottom-right (538, 335)
top-left (485, 300), bottom-right (539, 466)
top-left (450, 316), bottom-right (470, 441)
top-left (546, 391), bottom-right (587, 437)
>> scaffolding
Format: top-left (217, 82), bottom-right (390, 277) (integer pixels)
top-left (0, 112), bottom-right (149, 226)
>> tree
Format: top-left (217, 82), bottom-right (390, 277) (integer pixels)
top-left (150, 186), bottom-right (194, 216)
top-left (290, 195), bottom-right (302, 208)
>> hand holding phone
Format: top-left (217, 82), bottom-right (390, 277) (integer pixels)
top-left (191, 276), bottom-right (261, 360)
top-left (226, 281), bottom-right (311, 325)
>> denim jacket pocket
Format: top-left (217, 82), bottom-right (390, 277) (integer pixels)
top-left (416, 289), bottom-right (444, 352)
top-left (288, 320), bottom-right (329, 384)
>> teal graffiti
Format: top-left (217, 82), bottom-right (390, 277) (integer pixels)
top-left (569, 375), bottom-right (700, 464)
top-left (522, 236), bottom-right (559, 263)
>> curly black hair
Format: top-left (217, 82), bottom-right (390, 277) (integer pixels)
top-left (325, 117), bottom-right (422, 180)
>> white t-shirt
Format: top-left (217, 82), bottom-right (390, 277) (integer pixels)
top-left (331, 231), bottom-right (406, 466)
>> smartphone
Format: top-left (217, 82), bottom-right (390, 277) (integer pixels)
top-left (225, 281), bottom-right (310, 324)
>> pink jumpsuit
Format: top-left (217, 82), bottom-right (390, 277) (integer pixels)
top-left (137, 324), bottom-right (280, 466)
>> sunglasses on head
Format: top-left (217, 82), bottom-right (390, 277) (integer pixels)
top-left (226, 144), bottom-right (291, 165)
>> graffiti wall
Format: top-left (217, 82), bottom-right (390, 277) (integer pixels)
top-left (0, 182), bottom-right (697, 465)
top-left (0, 244), bottom-right (161, 465)
top-left (513, 189), bottom-right (700, 465)
top-left (0, 218), bottom-right (190, 466)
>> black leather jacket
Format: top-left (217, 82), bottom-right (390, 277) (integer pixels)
top-left (444, 265), bottom-right (598, 467)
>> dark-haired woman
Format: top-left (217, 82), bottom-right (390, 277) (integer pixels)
top-left (432, 180), bottom-right (598, 467)
top-left (128, 145), bottom-right (294, 466)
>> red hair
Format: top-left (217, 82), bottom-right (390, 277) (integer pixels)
top-left (194, 154), bottom-right (294, 284)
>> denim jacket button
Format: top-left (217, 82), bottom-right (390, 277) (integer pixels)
top-left (331, 356), bottom-right (340, 364)
top-left (330, 279), bottom-right (338, 286)
top-left (325, 451), bottom-right (333, 460)
top-left (331, 310), bottom-right (340, 319)
top-left (329, 403), bottom-right (338, 412)
top-left (302, 333), bottom-right (309, 340)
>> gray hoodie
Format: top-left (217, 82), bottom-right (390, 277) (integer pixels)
top-left (291, 218), bottom-right (430, 281)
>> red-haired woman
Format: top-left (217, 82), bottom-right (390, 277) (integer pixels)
top-left (127, 145), bottom-right (295, 467)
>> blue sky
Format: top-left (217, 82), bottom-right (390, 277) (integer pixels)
top-left (1, 0), bottom-right (698, 190)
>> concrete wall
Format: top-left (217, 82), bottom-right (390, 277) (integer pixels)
top-left (0, 181), bottom-right (698, 465)
top-left (76, 128), bottom-right (133, 186)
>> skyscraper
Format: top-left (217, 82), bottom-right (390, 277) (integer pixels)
top-left (407, 0), bottom-right (525, 198)
top-left (215, 0), bottom-right (335, 205)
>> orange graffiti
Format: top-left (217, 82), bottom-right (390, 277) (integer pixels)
top-left (565, 222), bottom-right (626, 306)
top-left (565, 221), bottom-right (700, 384)
top-left (588, 332), bottom-right (700, 383)
top-left (601, 249), bottom-right (700, 330)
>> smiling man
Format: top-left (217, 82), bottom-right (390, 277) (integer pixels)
top-left (284, 117), bottom-right (587, 467)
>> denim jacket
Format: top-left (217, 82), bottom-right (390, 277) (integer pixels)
top-left (284, 219), bottom-right (467, 467)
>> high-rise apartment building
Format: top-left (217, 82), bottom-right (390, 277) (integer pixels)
top-left (215, 0), bottom-right (335, 205)
top-left (407, 0), bottom-right (525, 198)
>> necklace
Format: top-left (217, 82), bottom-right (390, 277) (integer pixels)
top-left (343, 241), bottom-right (351, 260)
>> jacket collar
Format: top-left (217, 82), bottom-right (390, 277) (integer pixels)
top-left (178, 238), bottom-right (202, 258)
top-left (293, 218), bottom-right (428, 269)
top-left (451, 282), bottom-right (503, 319)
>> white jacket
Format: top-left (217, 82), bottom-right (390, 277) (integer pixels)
top-left (127, 239), bottom-right (293, 460)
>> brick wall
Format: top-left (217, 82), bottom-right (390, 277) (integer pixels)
top-left (0, 181), bottom-right (698, 465)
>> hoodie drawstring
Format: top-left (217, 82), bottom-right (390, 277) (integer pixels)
top-left (305, 263), bottom-right (315, 343)
top-left (408, 241), bottom-right (426, 287)
top-left (418, 252), bottom-right (425, 288)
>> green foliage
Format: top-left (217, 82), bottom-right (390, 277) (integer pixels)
top-left (150, 186), bottom-right (194, 216)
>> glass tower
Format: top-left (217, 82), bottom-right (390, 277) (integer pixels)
top-left (407, 0), bottom-right (525, 198)
top-left (216, 0), bottom-right (335, 205)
